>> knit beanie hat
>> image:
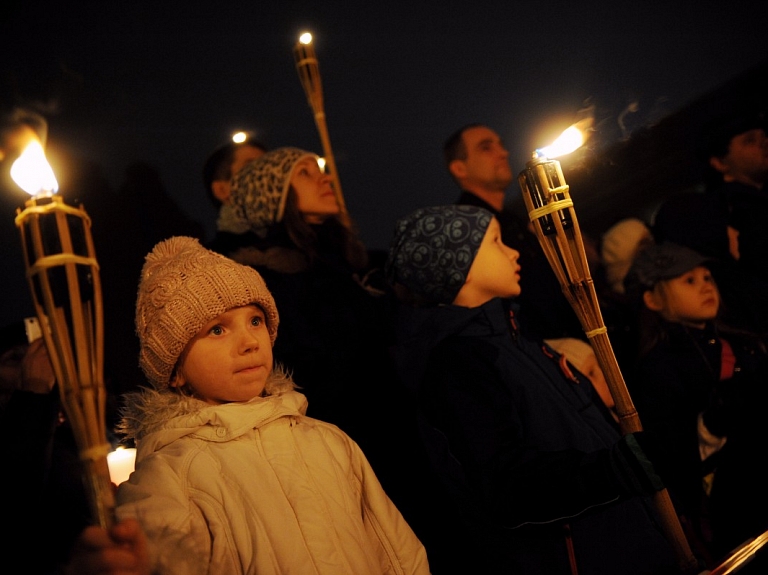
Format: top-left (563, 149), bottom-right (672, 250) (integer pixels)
top-left (135, 236), bottom-right (279, 389)
top-left (385, 205), bottom-right (493, 305)
top-left (229, 147), bottom-right (320, 236)
top-left (601, 218), bottom-right (653, 294)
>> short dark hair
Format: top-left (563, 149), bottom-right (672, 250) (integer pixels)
top-left (202, 138), bottom-right (267, 207)
top-left (697, 110), bottom-right (766, 161)
top-left (443, 123), bottom-right (483, 168)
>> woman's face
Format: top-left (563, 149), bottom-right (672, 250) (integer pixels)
top-left (290, 157), bottom-right (340, 224)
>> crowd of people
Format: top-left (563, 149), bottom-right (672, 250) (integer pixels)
top-left (0, 105), bottom-right (767, 574)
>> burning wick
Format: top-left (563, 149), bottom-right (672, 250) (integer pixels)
top-left (10, 140), bottom-right (59, 198)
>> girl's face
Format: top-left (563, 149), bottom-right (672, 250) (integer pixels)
top-left (643, 266), bottom-right (720, 328)
top-left (172, 305), bottom-right (273, 405)
top-left (290, 157), bottom-right (340, 224)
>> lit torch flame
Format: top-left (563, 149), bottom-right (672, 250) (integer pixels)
top-left (10, 140), bottom-right (59, 198)
top-left (299, 31), bottom-right (313, 45)
top-left (535, 117), bottom-right (593, 159)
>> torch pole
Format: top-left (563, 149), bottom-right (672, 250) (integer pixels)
top-left (518, 156), bottom-right (699, 574)
top-left (15, 194), bottom-right (115, 529)
top-left (293, 35), bottom-right (350, 228)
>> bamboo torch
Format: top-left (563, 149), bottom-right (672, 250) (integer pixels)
top-left (517, 122), bottom-right (699, 574)
top-left (293, 31), bottom-right (350, 227)
top-left (11, 139), bottom-right (115, 529)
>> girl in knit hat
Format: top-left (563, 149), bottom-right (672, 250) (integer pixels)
top-left (71, 236), bottom-right (429, 575)
top-left (385, 205), bottom-right (682, 575)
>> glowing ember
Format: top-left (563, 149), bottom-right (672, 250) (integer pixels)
top-left (10, 140), bottom-right (58, 197)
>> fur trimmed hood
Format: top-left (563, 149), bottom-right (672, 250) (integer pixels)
top-left (117, 365), bottom-right (304, 447)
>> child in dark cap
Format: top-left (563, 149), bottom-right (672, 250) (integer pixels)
top-left (386, 204), bottom-right (683, 575)
top-left (624, 240), bottom-right (768, 571)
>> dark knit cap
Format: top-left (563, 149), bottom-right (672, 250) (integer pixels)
top-left (698, 110), bottom-right (766, 160)
top-left (385, 205), bottom-right (492, 305)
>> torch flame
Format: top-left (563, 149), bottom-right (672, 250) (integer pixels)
top-left (10, 140), bottom-right (59, 197)
top-left (536, 117), bottom-right (593, 159)
top-left (299, 32), bottom-right (313, 45)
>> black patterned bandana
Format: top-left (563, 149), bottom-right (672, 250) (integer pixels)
top-left (386, 205), bottom-right (493, 305)
top-left (229, 147), bottom-right (319, 236)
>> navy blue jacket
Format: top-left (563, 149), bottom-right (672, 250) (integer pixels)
top-left (394, 297), bottom-right (680, 574)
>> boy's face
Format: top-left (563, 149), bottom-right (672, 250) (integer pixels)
top-left (172, 304), bottom-right (273, 405)
top-left (644, 266), bottom-right (719, 328)
top-left (454, 218), bottom-right (521, 307)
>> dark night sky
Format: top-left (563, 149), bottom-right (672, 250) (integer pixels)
top-left (2, 1), bottom-right (767, 327)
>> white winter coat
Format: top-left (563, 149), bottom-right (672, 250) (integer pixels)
top-left (115, 370), bottom-right (430, 575)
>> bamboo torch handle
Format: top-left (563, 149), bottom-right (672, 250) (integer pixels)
top-left (293, 33), bottom-right (350, 227)
top-left (518, 158), bottom-right (700, 574)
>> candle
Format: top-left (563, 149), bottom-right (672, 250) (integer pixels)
top-left (107, 446), bottom-right (137, 485)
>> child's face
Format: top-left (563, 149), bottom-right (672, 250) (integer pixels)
top-left (454, 217), bottom-right (521, 307)
top-left (172, 304), bottom-right (273, 405)
top-left (290, 157), bottom-right (340, 224)
top-left (644, 266), bottom-right (720, 328)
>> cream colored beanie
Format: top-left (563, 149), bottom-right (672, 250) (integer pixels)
top-left (601, 218), bottom-right (653, 294)
top-left (135, 236), bottom-right (279, 388)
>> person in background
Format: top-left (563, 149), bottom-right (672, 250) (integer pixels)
top-left (652, 189), bottom-right (768, 336)
top-left (544, 336), bottom-right (619, 423)
top-left (0, 320), bottom-right (96, 574)
top-left (701, 110), bottom-right (768, 284)
top-left (444, 123), bottom-right (583, 342)
top-left (623, 241), bottom-right (768, 572)
top-left (84, 236), bottom-right (429, 574)
top-left (596, 217), bottom-right (655, 371)
top-left (386, 204), bottom-right (682, 575)
top-left (202, 136), bottom-right (267, 235)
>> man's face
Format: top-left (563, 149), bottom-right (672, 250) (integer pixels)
top-left (456, 126), bottom-right (513, 192)
top-left (715, 128), bottom-right (768, 187)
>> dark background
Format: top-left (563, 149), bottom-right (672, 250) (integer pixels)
top-left (1, 1), bottom-right (767, 391)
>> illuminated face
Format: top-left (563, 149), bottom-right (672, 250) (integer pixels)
top-left (457, 126), bottom-right (513, 192)
top-left (717, 128), bottom-right (768, 186)
top-left (172, 305), bottom-right (273, 405)
top-left (454, 217), bottom-right (521, 307)
top-left (290, 157), bottom-right (340, 224)
top-left (644, 266), bottom-right (720, 328)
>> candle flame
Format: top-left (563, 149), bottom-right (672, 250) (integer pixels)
top-left (299, 32), bottom-right (313, 45)
top-left (536, 117), bottom-right (593, 159)
top-left (10, 140), bottom-right (59, 197)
